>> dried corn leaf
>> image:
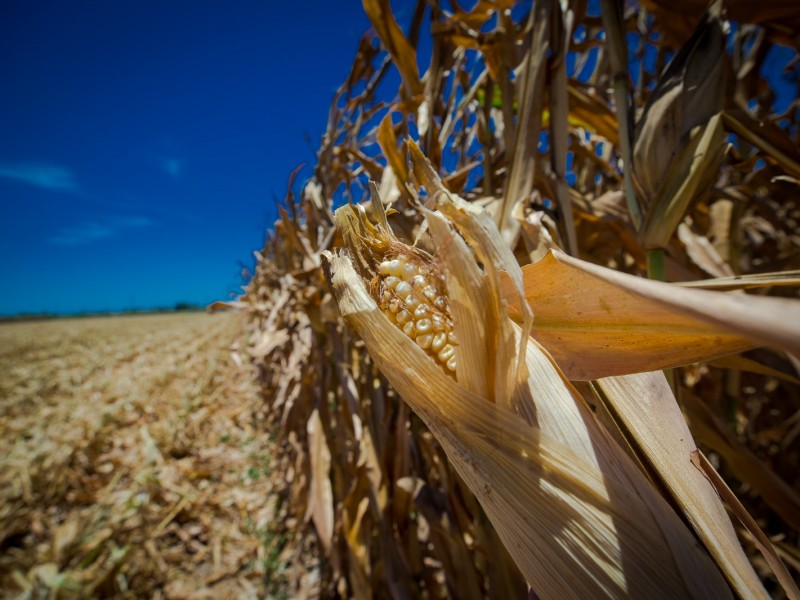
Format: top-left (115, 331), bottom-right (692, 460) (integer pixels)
top-left (501, 250), bottom-right (800, 380)
top-left (683, 391), bottom-right (800, 532)
top-left (634, 2), bottom-right (725, 224)
top-left (677, 221), bottom-right (735, 278)
top-left (639, 114), bottom-right (727, 250)
top-left (377, 111), bottom-right (409, 186)
top-left (497, 1), bottom-right (550, 243)
top-left (362, 0), bottom-right (423, 99)
top-left (305, 409), bottom-right (334, 554)
top-left (595, 373), bottom-right (769, 599)
top-left (690, 451), bottom-right (800, 600)
top-left (567, 85), bottom-right (619, 145)
top-left (722, 110), bottom-right (800, 179)
top-left (676, 270), bottom-right (800, 290)
top-left (500, 253), bottom-right (743, 380)
top-left (707, 354), bottom-right (800, 384)
top-left (643, 0), bottom-right (800, 39)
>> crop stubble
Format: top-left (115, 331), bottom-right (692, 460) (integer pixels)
top-left (0, 312), bottom-right (316, 598)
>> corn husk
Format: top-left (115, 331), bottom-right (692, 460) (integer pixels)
top-left (323, 184), bottom-right (735, 598)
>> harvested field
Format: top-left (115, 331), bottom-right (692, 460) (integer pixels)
top-left (0, 312), bottom-right (316, 598)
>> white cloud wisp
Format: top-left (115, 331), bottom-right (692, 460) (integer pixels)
top-left (49, 216), bottom-right (154, 246)
top-left (0, 162), bottom-right (80, 192)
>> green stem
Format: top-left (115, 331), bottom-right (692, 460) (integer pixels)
top-left (646, 248), bottom-right (666, 281)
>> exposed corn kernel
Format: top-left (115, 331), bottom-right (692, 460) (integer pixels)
top-left (405, 294), bottom-right (421, 310)
top-left (377, 253), bottom-right (457, 373)
top-left (416, 318), bottom-right (433, 335)
top-left (416, 333), bottom-right (433, 349)
top-left (431, 332), bottom-right (446, 352)
top-left (422, 285), bottom-right (437, 301)
top-left (438, 344), bottom-right (455, 362)
top-left (395, 281), bottom-right (413, 298)
top-left (401, 262), bottom-right (416, 281)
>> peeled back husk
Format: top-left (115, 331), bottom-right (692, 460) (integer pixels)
top-left (323, 189), bottom-right (735, 599)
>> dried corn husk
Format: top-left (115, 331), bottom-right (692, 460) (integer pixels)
top-left (323, 184), bottom-right (735, 598)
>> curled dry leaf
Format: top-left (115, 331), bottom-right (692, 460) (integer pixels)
top-left (634, 2), bottom-right (726, 248)
top-left (677, 222), bottom-right (735, 279)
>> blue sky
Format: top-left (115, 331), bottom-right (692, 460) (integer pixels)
top-left (0, 1), bottom-right (375, 315)
top-left (2, 2), bottom-right (795, 316)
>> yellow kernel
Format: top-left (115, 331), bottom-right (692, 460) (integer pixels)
top-left (401, 262), bottom-right (417, 281)
top-left (431, 332), bottom-right (447, 352)
top-left (447, 331), bottom-right (457, 344)
top-left (415, 318), bottom-right (433, 335)
top-left (413, 304), bottom-right (430, 319)
top-left (422, 285), bottom-right (438, 301)
top-left (431, 314), bottom-right (446, 331)
top-left (416, 333), bottom-right (433, 349)
top-left (438, 344), bottom-right (455, 362)
top-left (403, 321), bottom-right (416, 337)
top-left (446, 355), bottom-right (457, 371)
top-left (395, 281), bottom-right (413, 298)
top-left (388, 298), bottom-right (401, 313)
top-left (385, 276), bottom-right (401, 289)
top-left (378, 260), bottom-right (393, 275)
top-left (390, 259), bottom-right (406, 276)
top-left (411, 275), bottom-right (426, 288)
top-left (405, 293), bottom-right (421, 310)
top-left (396, 309), bottom-right (412, 325)
top-left (434, 296), bottom-right (447, 310)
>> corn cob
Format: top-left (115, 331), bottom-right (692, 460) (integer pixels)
top-left (376, 254), bottom-right (458, 372)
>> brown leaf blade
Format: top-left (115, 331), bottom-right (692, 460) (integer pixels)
top-left (305, 409), bottom-right (334, 554)
top-left (595, 373), bottom-right (770, 599)
top-left (362, 0), bottom-right (422, 99)
top-left (500, 251), bottom-right (763, 380)
top-left (632, 2), bottom-right (728, 252)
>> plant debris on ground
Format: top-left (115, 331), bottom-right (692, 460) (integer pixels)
top-left (0, 312), bottom-right (318, 599)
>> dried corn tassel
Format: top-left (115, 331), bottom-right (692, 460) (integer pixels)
top-left (323, 173), bottom-right (736, 599)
